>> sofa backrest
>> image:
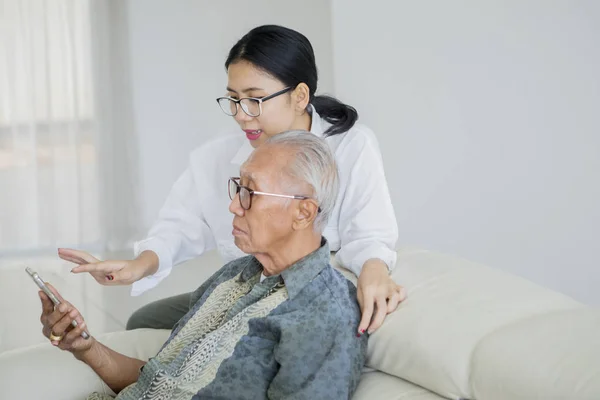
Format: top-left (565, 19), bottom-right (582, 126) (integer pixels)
top-left (357, 249), bottom-right (600, 399)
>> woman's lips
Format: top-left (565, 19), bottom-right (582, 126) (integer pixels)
top-left (244, 129), bottom-right (262, 140)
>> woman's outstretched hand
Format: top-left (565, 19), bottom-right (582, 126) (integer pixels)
top-left (58, 248), bottom-right (158, 286)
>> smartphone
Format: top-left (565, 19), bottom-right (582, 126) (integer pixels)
top-left (26, 267), bottom-right (90, 340)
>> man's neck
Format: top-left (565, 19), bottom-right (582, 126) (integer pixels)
top-left (255, 233), bottom-right (321, 277)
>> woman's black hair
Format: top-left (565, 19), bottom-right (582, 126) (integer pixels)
top-left (225, 25), bottom-right (358, 136)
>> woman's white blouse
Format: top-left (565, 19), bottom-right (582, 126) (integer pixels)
top-left (131, 109), bottom-right (398, 295)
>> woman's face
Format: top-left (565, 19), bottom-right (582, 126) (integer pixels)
top-left (225, 61), bottom-right (309, 148)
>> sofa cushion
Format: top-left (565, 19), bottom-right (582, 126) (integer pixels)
top-left (353, 370), bottom-right (445, 400)
top-left (366, 248), bottom-right (581, 399)
top-left (471, 308), bottom-right (600, 400)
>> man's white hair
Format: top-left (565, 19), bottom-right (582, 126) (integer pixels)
top-left (264, 130), bottom-right (339, 233)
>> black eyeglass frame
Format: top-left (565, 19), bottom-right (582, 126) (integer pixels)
top-left (216, 87), bottom-right (293, 117)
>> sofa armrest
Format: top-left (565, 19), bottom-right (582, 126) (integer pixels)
top-left (0, 328), bottom-right (170, 400)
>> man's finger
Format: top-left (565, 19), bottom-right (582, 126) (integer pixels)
top-left (60, 321), bottom-right (88, 350)
top-left (50, 312), bottom-right (75, 337)
top-left (46, 303), bottom-right (72, 327)
top-left (368, 297), bottom-right (388, 334)
top-left (72, 315), bottom-right (89, 338)
top-left (72, 312), bottom-right (85, 327)
top-left (41, 326), bottom-right (50, 339)
top-left (46, 283), bottom-right (66, 304)
top-left (39, 291), bottom-right (54, 315)
top-left (358, 293), bottom-right (374, 335)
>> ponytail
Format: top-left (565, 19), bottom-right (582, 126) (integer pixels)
top-left (311, 95), bottom-right (359, 136)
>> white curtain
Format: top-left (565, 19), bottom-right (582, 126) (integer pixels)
top-left (0, 0), bottom-right (139, 256)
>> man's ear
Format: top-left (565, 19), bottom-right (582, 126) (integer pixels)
top-left (292, 199), bottom-right (319, 231)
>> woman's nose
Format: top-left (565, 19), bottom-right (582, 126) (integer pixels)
top-left (233, 107), bottom-right (253, 124)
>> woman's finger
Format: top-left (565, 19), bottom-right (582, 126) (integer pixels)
top-left (101, 267), bottom-right (136, 285)
top-left (90, 274), bottom-right (111, 286)
top-left (59, 255), bottom-right (88, 265)
top-left (398, 286), bottom-right (407, 302)
top-left (386, 290), bottom-right (403, 314)
top-left (71, 261), bottom-right (123, 274)
top-left (357, 291), bottom-right (374, 335)
top-left (368, 297), bottom-right (388, 334)
top-left (58, 248), bottom-right (100, 264)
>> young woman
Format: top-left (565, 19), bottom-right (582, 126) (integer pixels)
top-left (60, 25), bottom-right (404, 335)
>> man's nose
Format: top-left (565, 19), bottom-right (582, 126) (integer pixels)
top-left (229, 193), bottom-right (245, 216)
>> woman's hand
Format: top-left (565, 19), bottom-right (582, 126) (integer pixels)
top-left (39, 283), bottom-right (94, 357)
top-left (58, 248), bottom-right (158, 286)
top-left (357, 259), bottom-right (406, 335)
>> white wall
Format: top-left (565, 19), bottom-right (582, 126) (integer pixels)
top-left (126, 0), bottom-right (335, 231)
top-left (331, 1), bottom-right (600, 304)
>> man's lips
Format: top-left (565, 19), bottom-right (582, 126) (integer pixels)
top-left (232, 225), bottom-right (246, 235)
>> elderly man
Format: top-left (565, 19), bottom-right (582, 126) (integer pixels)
top-left (39, 131), bottom-right (367, 399)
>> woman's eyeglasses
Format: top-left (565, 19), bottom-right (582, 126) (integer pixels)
top-left (216, 87), bottom-right (292, 117)
top-left (228, 177), bottom-right (320, 212)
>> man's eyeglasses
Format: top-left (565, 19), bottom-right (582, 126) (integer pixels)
top-left (228, 177), bottom-right (320, 212)
top-left (216, 87), bottom-right (292, 117)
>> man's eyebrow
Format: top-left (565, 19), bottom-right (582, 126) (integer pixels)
top-left (239, 170), bottom-right (257, 183)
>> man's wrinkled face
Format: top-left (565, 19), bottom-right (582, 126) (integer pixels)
top-left (229, 146), bottom-right (296, 255)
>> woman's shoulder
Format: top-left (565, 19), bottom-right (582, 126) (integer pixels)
top-left (324, 122), bottom-right (383, 168)
top-left (188, 133), bottom-right (246, 165)
top-left (325, 122), bottom-right (381, 154)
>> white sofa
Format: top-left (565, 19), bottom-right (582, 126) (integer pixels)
top-left (1, 248), bottom-right (599, 399)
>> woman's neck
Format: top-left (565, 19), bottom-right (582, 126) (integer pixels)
top-left (289, 109), bottom-right (312, 132)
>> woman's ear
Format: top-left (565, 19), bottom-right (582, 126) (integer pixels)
top-left (292, 199), bottom-right (319, 231)
top-left (292, 83), bottom-right (310, 113)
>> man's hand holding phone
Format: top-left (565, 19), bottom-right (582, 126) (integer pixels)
top-left (39, 282), bottom-right (94, 357)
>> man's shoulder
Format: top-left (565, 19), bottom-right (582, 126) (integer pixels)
top-left (322, 266), bottom-right (361, 312)
top-left (298, 265), bottom-right (361, 324)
